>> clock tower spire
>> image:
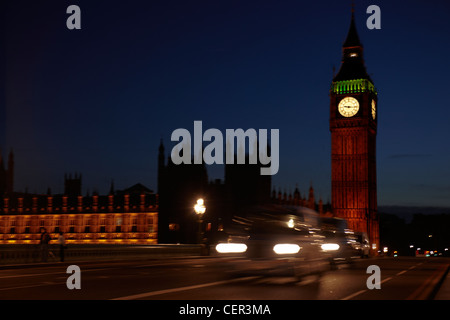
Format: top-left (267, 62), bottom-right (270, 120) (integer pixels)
top-left (333, 9), bottom-right (370, 83)
top-left (329, 8), bottom-right (379, 254)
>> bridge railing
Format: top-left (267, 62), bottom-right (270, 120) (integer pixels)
top-left (0, 244), bottom-right (205, 265)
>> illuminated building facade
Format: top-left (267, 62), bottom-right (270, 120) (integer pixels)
top-left (0, 180), bottom-right (158, 245)
top-left (329, 10), bottom-right (380, 251)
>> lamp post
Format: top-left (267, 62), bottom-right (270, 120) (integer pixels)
top-left (194, 198), bottom-right (206, 244)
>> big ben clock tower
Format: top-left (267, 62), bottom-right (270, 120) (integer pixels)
top-left (330, 9), bottom-right (379, 253)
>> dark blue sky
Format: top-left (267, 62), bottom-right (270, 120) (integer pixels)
top-left (2, 0), bottom-right (450, 207)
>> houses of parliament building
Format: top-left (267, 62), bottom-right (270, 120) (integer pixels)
top-left (0, 150), bottom-right (158, 244)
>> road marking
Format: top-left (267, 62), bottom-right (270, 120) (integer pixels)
top-left (380, 276), bottom-right (393, 284)
top-left (341, 262), bottom-right (442, 300)
top-left (406, 263), bottom-right (449, 300)
top-left (341, 276), bottom-right (392, 300)
top-left (111, 276), bottom-right (259, 300)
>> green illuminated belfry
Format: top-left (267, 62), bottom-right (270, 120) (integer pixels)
top-left (331, 79), bottom-right (376, 95)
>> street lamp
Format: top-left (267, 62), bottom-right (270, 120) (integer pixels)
top-left (194, 198), bottom-right (206, 244)
top-left (194, 198), bottom-right (206, 215)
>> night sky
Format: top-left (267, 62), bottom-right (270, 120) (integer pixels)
top-left (2, 0), bottom-right (450, 208)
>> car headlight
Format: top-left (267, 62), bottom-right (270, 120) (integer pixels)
top-left (215, 243), bottom-right (247, 253)
top-left (273, 244), bottom-right (301, 255)
top-left (321, 243), bottom-right (340, 251)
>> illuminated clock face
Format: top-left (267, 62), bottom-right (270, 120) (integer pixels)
top-left (338, 97), bottom-right (359, 117)
top-left (371, 99), bottom-right (376, 120)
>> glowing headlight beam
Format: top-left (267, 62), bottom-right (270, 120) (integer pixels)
top-left (215, 243), bottom-right (247, 254)
top-left (321, 243), bottom-right (340, 251)
top-left (273, 244), bottom-right (301, 255)
top-left (287, 219), bottom-right (294, 228)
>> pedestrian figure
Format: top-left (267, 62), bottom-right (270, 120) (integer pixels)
top-left (39, 227), bottom-right (51, 262)
top-left (58, 232), bottom-right (66, 262)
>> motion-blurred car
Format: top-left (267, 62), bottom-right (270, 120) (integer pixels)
top-left (214, 205), bottom-right (331, 280)
top-left (354, 232), bottom-right (370, 258)
top-left (319, 217), bottom-right (362, 264)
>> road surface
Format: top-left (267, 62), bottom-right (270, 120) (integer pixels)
top-left (0, 256), bottom-right (448, 301)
